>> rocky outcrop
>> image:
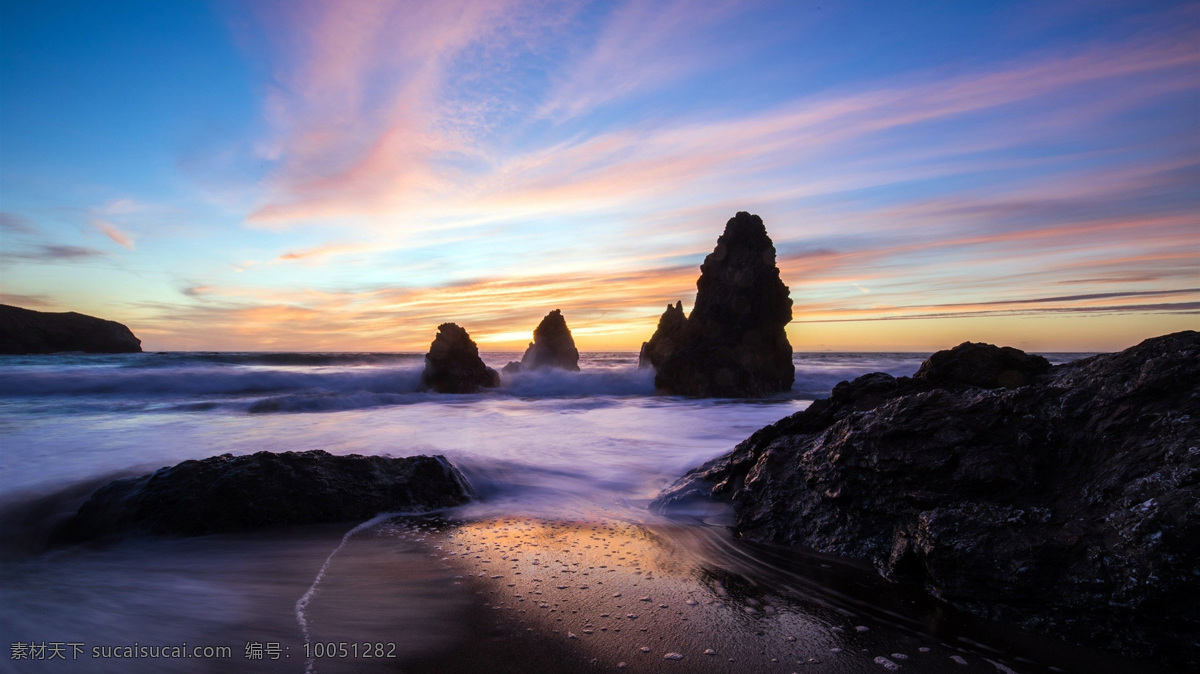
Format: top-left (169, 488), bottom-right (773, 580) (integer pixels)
top-left (638, 301), bottom-right (686, 370)
top-left (56, 450), bottom-right (473, 541)
top-left (914, 341), bottom-right (1050, 389)
top-left (650, 212), bottom-right (794, 397)
top-left (518, 309), bottom-right (580, 371)
top-left (654, 332), bottom-right (1200, 667)
top-left (419, 323), bottom-right (500, 393)
top-left (0, 304), bottom-right (142, 354)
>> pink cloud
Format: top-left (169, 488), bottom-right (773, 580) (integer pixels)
top-left (238, 0), bottom-right (526, 226)
top-left (91, 219), bottom-right (136, 250)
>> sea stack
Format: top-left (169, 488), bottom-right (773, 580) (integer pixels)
top-left (419, 323), bottom-right (500, 393)
top-left (650, 212), bottom-right (794, 397)
top-left (518, 309), bottom-right (580, 371)
top-left (0, 304), bottom-right (142, 354)
top-left (638, 301), bottom-right (686, 370)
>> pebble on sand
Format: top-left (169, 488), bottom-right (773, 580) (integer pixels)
top-left (951, 655), bottom-right (969, 665)
top-left (704, 648), bottom-right (716, 655)
top-left (855, 625), bottom-right (870, 632)
top-left (664, 653), bottom-right (684, 660)
top-left (874, 656), bottom-right (901, 670)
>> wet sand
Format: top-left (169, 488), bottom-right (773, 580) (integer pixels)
top-left (0, 515), bottom-right (1159, 674)
top-left (401, 517), bottom-right (1156, 674)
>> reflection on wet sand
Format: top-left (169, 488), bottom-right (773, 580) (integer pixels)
top-left (411, 517), bottom-right (1145, 674)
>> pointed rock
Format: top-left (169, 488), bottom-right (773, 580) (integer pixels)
top-left (654, 212), bottom-right (794, 396)
top-left (520, 309), bottom-right (580, 371)
top-left (638, 301), bottom-right (687, 369)
top-left (420, 323), bottom-right (500, 393)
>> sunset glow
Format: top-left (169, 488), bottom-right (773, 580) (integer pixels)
top-left (2, 0), bottom-right (1196, 351)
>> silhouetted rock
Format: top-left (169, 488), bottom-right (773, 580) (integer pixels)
top-left (654, 332), bottom-right (1200, 667)
top-left (0, 304), bottom-right (142, 354)
top-left (501, 361), bottom-right (523, 374)
top-left (638, 301), bottom-right (686, 369)
top-left (56, 450), bottom-right (473, 541)
top-left (653, 212), bottom-right (794, 396)
top-left (914, 341), bottom-right (1050, 389)
top-left (419, 323), bottom-right (500, 393)
top-left (520, 309), bottom-right (580, 371)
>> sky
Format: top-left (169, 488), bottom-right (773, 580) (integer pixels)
top-left (1, 0), bottom-right (1197, 352)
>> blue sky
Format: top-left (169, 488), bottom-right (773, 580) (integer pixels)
top-left (2, 0), bottom-right (1197, 351)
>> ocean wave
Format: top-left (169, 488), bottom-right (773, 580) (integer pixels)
top-left (0, 351), bottom-right (990, 415)
top-left (246, 391), bottom-right (426, 414)
top-left (0, 366), bottom-right (426, 397)
top-left (138, 352), bottom-right (426, 368)
top-left (501, 367), bottom-right (656, 397)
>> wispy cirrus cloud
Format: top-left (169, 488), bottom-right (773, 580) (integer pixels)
top-left (235, 0), bottom-right (534, 226)
top-left (0, 292), bottom-right (53, 308)
top-left (537, 0), bottom-right (756, 121)
top-left (3, 245), bottom-right (106, 262)
top-left (274, 241), bottom-right (369, 263)
top-left (0, 212), bottom-right (36, 235)
top-left (91, 219), bottom-right (136, 250)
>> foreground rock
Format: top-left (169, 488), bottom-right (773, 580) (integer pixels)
top-left (648, 212), bottom-right (794, 397)
top-left (654, 332), bottom-right (1200, 667)
top-left (419, 323), bottom-right (500, 393)
top-left (56, 450), bottom-right (472, 541)
top-left (517, 309), bottom-right (580, 371)
top-left (0, 304), bottom-right (142, 354)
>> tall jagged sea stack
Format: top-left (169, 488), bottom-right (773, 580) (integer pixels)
top-left (645, 212), bottom-right (794, 397)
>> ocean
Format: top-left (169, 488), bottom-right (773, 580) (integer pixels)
top-left (1, 351), bottom-right (1133, 673)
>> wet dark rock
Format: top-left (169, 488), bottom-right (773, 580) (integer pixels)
top-left (650, 212), bottom-right (794, 397)
top-left (654, 332), bottom-right (1200, 667)
top-left (419, 323), bottom-right (500, 393)
top-left (501, 361), bottom-right (523, 374)
top-left (56, 450), bottom-right (473, 541)
top-left (638, 301), bottom-right (686, 370)
top-left (520, 309), bottom-right (580, 371)
top-left (914, 341), bottom-right (1050, 389)
top-left (0, 304), bottom-right (142, 354)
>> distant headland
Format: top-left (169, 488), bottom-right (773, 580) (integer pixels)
top-left (0, 304), bottom-right (142, 354)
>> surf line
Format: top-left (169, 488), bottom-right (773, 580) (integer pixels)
top-left (293, 506), bottom-right (464, 674)
top-left (293, 511), bottom-right (408, 674)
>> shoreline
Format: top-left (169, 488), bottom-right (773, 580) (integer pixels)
top-left (0, 512), bottom-right (1164, 673)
